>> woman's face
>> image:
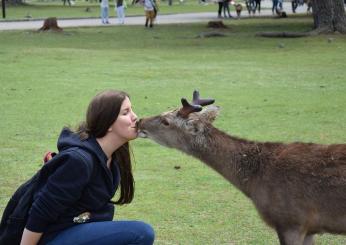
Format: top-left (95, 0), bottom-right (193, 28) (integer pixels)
top-left (109, 96), bottom-right (138, 141)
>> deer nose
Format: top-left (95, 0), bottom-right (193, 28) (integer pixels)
top-left (136, 119), bottom-right (142, 129)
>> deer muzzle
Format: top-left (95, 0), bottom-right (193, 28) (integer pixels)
top-left (136, 119), bottom-right (148, 138)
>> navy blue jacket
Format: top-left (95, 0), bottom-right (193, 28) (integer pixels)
top-left (26, 128), bottom-right (120, 244)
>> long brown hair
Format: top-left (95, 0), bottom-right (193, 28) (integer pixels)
top-left (76, 90), bottom-right (134, 205)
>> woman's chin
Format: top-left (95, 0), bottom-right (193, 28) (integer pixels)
top-left (127, 132), bottom-right (138, 141)
top-left (129, 135), bottom-right (138, 141)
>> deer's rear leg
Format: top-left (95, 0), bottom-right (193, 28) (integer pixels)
top-left (276, 228), bottom-right (305, 245)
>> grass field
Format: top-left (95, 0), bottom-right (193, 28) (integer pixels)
top-left (1, 0), bottom-right (218, 20)
top-left (1, 16), bottom-right (346, 244)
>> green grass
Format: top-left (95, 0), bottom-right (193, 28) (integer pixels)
top-left (1, 0), bottom-right (218, 20)
top-left (1, 16), bottom-right (346, 244)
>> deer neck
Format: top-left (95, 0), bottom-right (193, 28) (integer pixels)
top-left (184, 127), bottom-right (264, 195)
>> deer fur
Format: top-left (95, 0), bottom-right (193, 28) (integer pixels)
top-left (137, 95), bottom-right (346, 245)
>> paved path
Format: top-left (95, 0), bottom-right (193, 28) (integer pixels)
top-left (0, 1), bottom-right (308, 31)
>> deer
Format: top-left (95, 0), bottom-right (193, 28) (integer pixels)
top-left (137, 91), bottom-right (346, 245)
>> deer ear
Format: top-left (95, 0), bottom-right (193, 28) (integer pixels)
top-left (199, 105), bottom-right (220, 123)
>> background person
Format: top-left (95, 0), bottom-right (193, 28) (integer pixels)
top-left (100, 0), bottom-right (110, 24)
top-left (116, 0), bottom-right (126, 24)
top-left (272, 0), bottom-right (278, 14)
top-left (217, 0), bottom-right (223, 18)
top-left (223, 0), bottom-right (233, 18)
top-left (144, 0), bottom-right (157, 28)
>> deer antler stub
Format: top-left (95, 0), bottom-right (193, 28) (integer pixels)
top-left (192, 90), bottom-right (215, 106)
top-left (178, 90), bottom-right (215, 118)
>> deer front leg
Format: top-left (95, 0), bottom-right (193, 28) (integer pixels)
top-left (303, 234), bottom-right (314, 245)
top-left (276, 227), bottom-right (305, 245)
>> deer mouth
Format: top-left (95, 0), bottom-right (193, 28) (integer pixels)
top-left (136, 120), bottom-right (148, 138)
top-left (137, 130), bottom-right (148, 138)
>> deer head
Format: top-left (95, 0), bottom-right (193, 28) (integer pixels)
top-left (137, 91), bottom-right (219, 150)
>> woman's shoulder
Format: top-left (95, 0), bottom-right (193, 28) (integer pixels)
top-left (46, 147), bottom-right (95, 178)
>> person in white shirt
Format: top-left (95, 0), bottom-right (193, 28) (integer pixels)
top-left (144, 0), bottom-right (157, 28)
top-left (100, 0), bottom-right (110, 24)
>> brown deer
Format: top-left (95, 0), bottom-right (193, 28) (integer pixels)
top-left (137, 91), bottom-right (346, 245)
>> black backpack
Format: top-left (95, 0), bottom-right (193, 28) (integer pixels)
top-left (0, 148), bottom-right (94, 245)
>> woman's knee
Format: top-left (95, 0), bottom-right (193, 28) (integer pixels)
top-left (133, 221), bottom-right (155, 245)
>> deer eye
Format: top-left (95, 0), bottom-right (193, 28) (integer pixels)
top-left (161, 118), bottom-right (170, 126)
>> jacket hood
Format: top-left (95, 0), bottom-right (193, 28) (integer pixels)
top-left (57, 128), bottom-right (108, 164)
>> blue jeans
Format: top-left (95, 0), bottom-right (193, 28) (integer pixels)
top-left (46, 221), bottom-right (155, 245)
top-left (100, 6), bottom-right (109, 23)
top-left (272, 0), bottom-right (278, 12)
top-left (116, 5), bottom-right (125, 24)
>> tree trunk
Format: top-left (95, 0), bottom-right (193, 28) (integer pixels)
top-left (38, 17), bottom-right (63, 32)
top-left (311, 0), bottom-right (346, 33)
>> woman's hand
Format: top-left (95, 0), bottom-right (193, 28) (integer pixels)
top-left (20, 228), bottom-right (43, 245)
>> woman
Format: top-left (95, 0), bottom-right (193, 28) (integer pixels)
top-left (20, 90), bottom-right (155, 245)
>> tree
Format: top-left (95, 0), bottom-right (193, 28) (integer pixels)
top-left (257, 0), bottom-right (346, 37)
top-left (312, 0), bottom-right (346, 34)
